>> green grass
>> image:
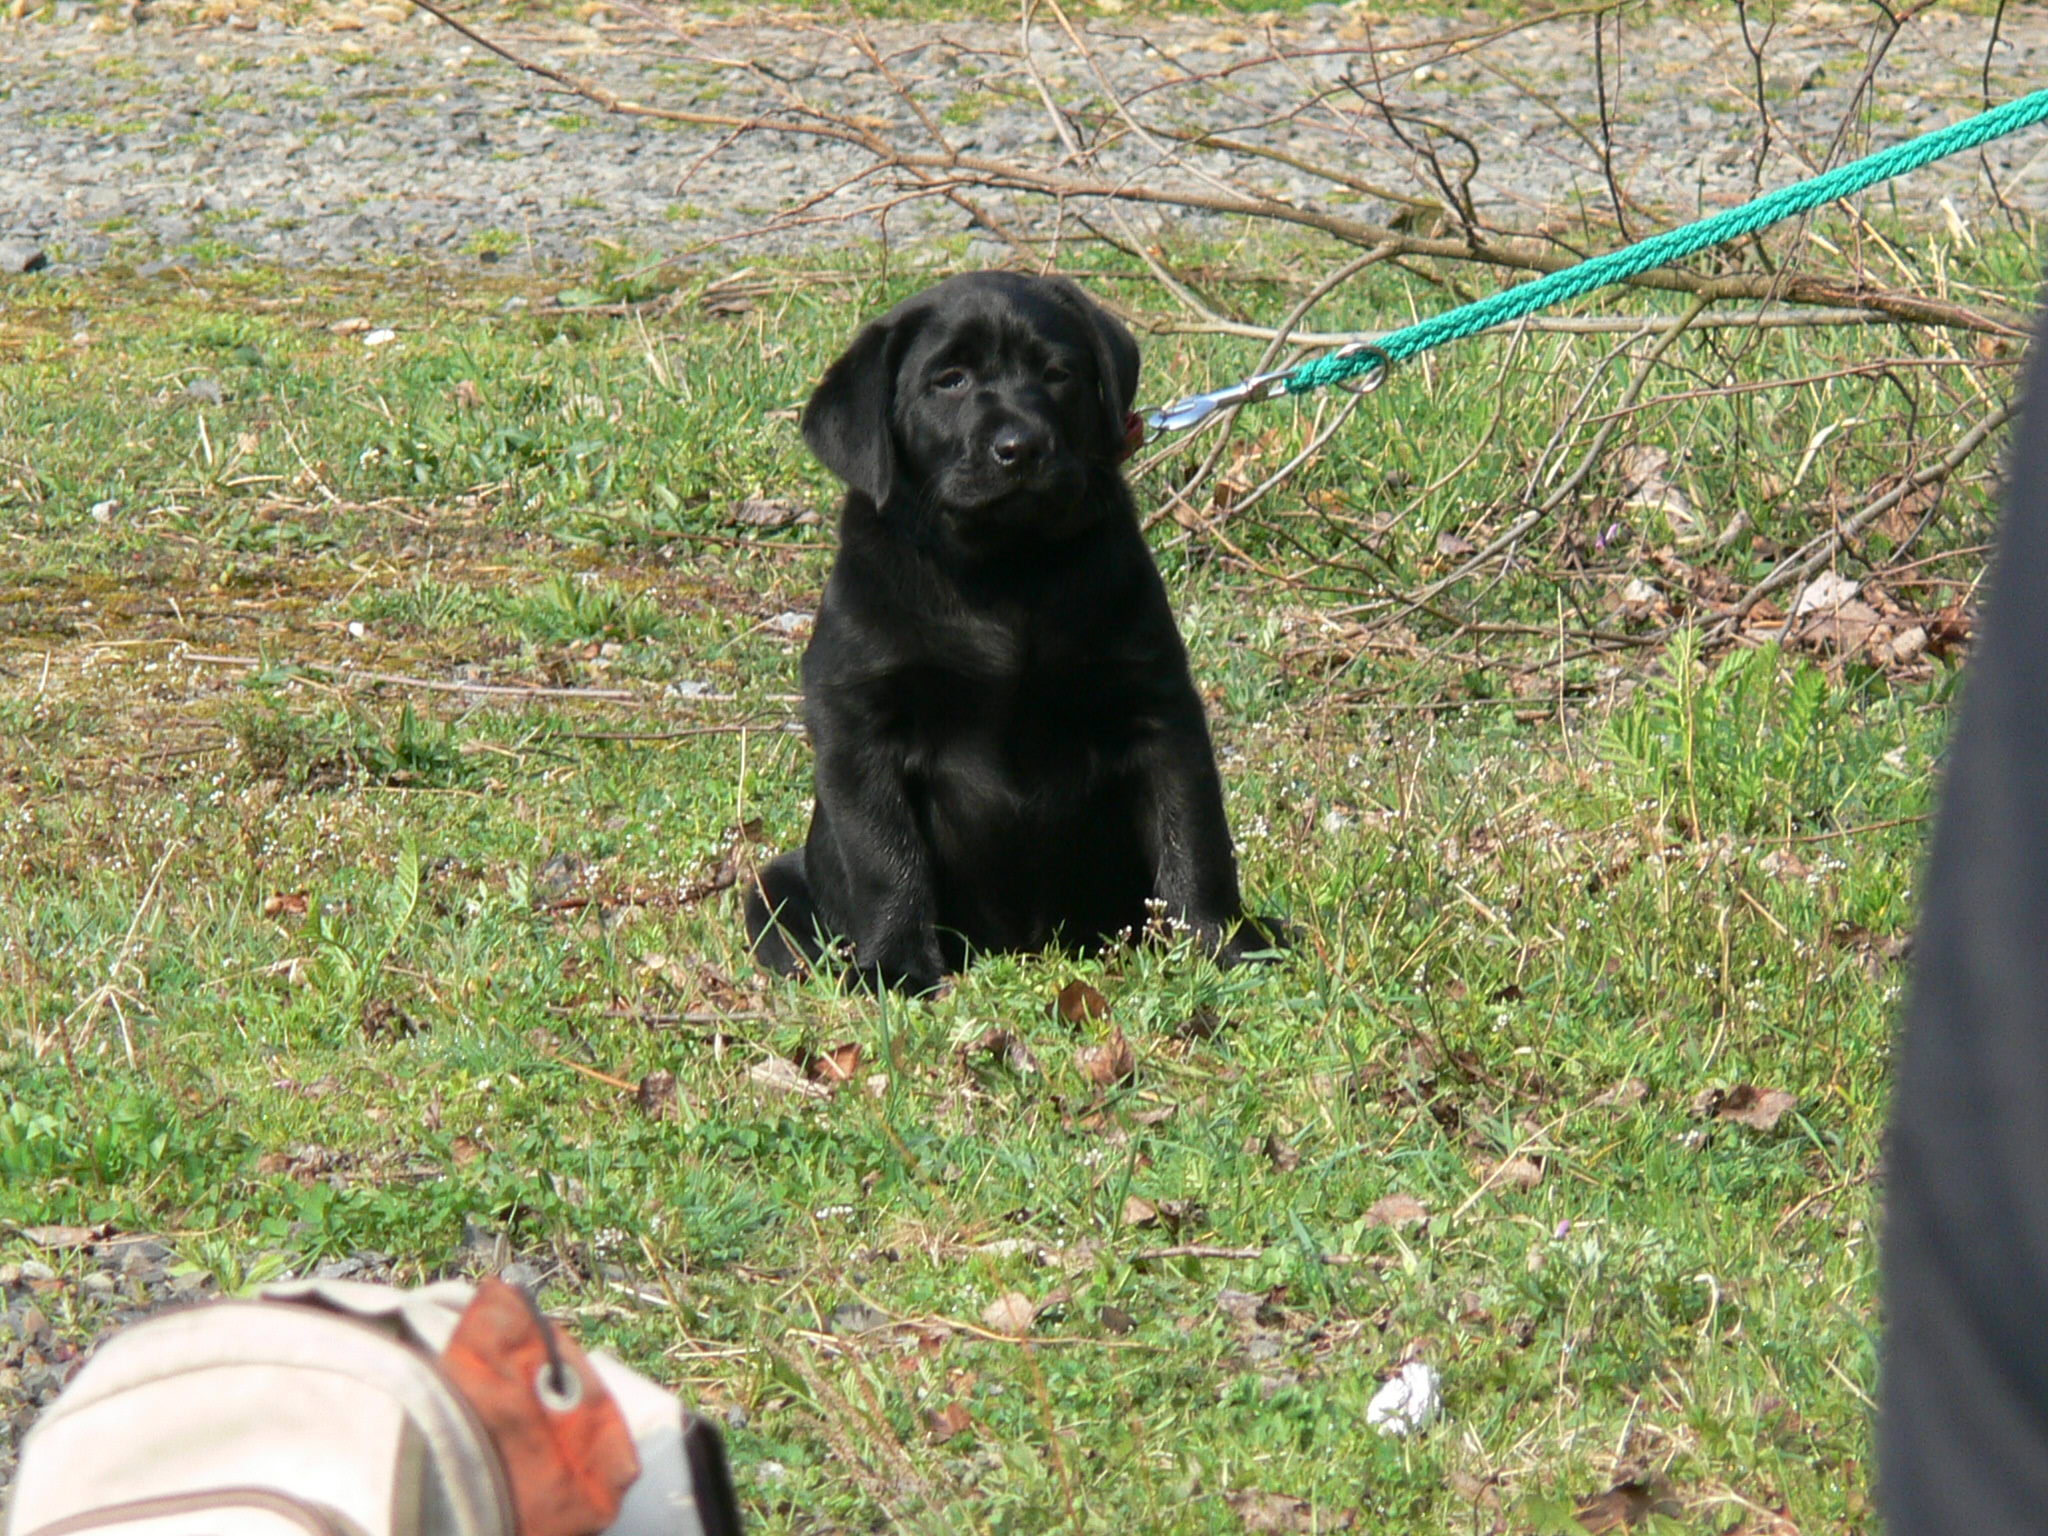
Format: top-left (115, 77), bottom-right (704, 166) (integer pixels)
top-left (0, 220), bottom-right (2025, 1530)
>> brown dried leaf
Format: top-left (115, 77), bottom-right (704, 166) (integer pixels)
top-left (980, 1291), bottom-right (1037, 1335)
top-left (729, 497), bottom-right (813, 529)
top-left (1573, 1476), bottom-right (1680, 1532)
top-left (1711, 1084), bottom-right (1797, 1131)
top-left (1077, 1029), bottom-right (1136, 1087)
top-left (749, 1055), bottom-right (831, 1100)
top-left (1365, 1192), bottom-right (1429, 1229)
top-left (1056, 979), bottom-right (1111, 1026)
top-left (19, 1223), bottom-right (109, 1250)
top-left (1592, 1077), bottom-right (1649, 1112)
top-left (810, 1041), bottom-right (863, 1085)
top-left (261, 891), bottom-right (309, 920)
top-left (1254, 1132), bottom-right (1301, 1171)
top-left (451, 378), bottom-right (483, 410)
top-left (361, 998), bottom-right (421, 1040)
top-left (636, 1069), bottom-right (679, 1122)
top-left (1121, 1196), bottom-right (1198, 1231)
top-left (1481, 1154), bottom-right (1545, 1191)
top-left (925, 1400), bottom-right (975, 1443)
top-left (1226, 1490), bottom-right (1353, 1534)
top-left (957, 1026), bottom-right (1039, 1076)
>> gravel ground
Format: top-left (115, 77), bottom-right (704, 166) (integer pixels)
top-left (0, 1221), bottom-right (569, 1496)
top-left (2, 2), bottom-right (2045, 277)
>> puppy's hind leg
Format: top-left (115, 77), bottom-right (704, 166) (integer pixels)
top-left (745, 850), bottom-right (831, 978)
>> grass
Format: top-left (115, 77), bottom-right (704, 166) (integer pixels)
top-left (0, 218), bottom-right (2026, 1531)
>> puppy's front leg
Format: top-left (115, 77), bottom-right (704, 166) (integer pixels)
top-left (810, 735), bottom-right (947, 994)
top-left (1138, 712), bottom-right (1276, 965)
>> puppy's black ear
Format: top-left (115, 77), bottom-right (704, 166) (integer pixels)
top-left (803, 316), bottom-right (903, 504)
top-left (1045, 278), bottom-right (1141, 445)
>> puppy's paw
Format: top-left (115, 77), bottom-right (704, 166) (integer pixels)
top-left (852, 934), bottom-right (950, 997)
top-left (1216, 913), bottom-right (1292, 968)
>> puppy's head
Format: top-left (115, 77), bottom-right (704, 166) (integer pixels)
top-left (803, 272), bottom-right (1140, 548)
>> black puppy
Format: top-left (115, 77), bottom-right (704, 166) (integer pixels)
top-left (745, 271), bottom-right (1277, 993)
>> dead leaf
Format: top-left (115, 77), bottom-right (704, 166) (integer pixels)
top-left (729, 497), bottom-right (815, 529)
top-left (1876, 623), bottom-right (1929, 668)
top-left (1099, 1304), bottom-right (1137, 1335)
top-left (749, 1055), bottom-right (831, 1100)
top-left (1793, 570), bottom-right (1860, 617)
top-left (328, 316), bottom-right (371, 336)
top-left (1364, 1192), bottom-right (1429, 1229)
top-left (1758, 847), bottom-right (1812, 882)
top-left (957, 1026), bottom-right (1039, 1076)
top-left (827, 1301), bottom-right (890, 1336)
top-left (1592, 1077), bottom-right (1649, 1112)
top-left (361, 998), bottom-right (421, 1040)
top-left (1700, 1083), bottom-right (1797, 1131)
top-left (451, 379), bottom-right (483, 410)
top-left (1174, 1004), bottom-right (1225, 1040)
top-left (925, 1400), bottom-right (975, 1442)
top-left (1573, 1476), bottom-right (1681, 1532)
top-left (1215, 1288), bottom-right (1280, 1328)
top-left (1616, 445), bottom-right (1699, 537)
top-left (18, 1223), bottom-right (109, 1250)
top-left (636, 1069), bottom-right (679, 1121)
top-left (1077, 1029), bottom-right (1136, 1087)
top-left (1121, 1196), bottom-right (1199, 1231)
top-left (1435, 530), bottom-right (1476, 559)
top-left (1481, 1154), bottom-right (1544, 1191)
top-left (809, 1041), bottom-right (863, 1085)
top-left (1250, 1132), bottom-right (1301, 1170)
top-left (981, 1292), bottom-right (1037, 1335)
top-left (261, 891), bottom-right (309, 920)
top-left (1226, 1490), bottom-right (1353, 1534)
top-left (1055, 979), bottom-right (1111, 1026)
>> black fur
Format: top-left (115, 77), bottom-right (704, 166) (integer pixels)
top-left (744, 271), bottom-right (1279, 993)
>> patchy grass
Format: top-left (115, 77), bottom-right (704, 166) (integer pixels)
top-left (0, 225), bottom-right (2022, 1531)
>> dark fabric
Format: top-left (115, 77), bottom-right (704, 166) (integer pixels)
top-left (1882, 306), bottom-right (2048, 1531)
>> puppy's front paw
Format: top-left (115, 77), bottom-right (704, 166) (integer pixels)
top-left (1216, 913), bottom-right (1292, 968)
top-left (853, 934), bottom-right (949, 997)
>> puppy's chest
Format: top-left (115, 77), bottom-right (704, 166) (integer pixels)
top-left (891, 653), bottom-right (1137, 762)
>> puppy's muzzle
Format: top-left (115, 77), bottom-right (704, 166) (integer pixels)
top-left (988, 421), bottom-right (1051, 476)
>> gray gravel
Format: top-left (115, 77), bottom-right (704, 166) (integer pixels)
top-left (2, 2), bottom-right (2045, 277)
top-left (0, 1219), bottom-right (580, 1497)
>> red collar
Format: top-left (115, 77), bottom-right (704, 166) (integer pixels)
top-left (1119, 411), bottom-right (1145, 463)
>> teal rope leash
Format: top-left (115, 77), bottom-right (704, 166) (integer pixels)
top-left (1146, 89), bottom-right (2048, 436)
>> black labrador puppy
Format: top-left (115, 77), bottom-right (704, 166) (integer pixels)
top-left (744, 271), bottom-right (1278, 993)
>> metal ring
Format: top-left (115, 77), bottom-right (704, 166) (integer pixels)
top-left (1333, 343), bottom-right (1392, 393)
top-left (535, 1361), bottom-right (584, 1413)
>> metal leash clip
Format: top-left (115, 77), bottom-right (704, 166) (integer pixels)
top-left (1144, 368), bottom-right (1296, 437)
top-left (1143, 342), bottom-right (1392, 439)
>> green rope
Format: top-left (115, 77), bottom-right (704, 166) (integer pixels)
top-left (1282, 89), bottom-right (2048, 396)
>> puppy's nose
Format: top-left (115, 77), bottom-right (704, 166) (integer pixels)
top-left (989, 424), bottom-right (1048, 472)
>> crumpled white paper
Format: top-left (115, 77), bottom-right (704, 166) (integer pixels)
top-left (1366, 1361), bottom-right (1442, 1437)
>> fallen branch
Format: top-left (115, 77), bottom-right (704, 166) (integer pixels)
top-left (177, 649), bottom-right (641, 703)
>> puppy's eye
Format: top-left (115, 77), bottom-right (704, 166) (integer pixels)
top-left (1044, 365), bottom-right (1072, 385)
top-left (933, 367), bottom-right (971, 392)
